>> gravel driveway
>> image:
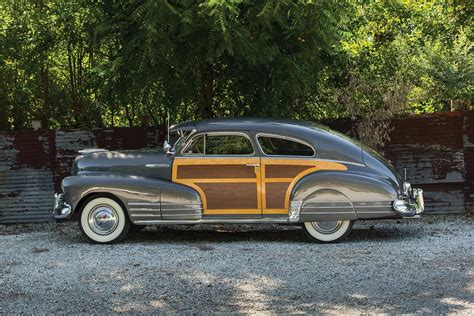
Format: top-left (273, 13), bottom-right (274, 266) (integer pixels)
top-left (1, 215), bottom-right (473, 314)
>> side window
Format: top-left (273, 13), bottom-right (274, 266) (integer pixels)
top-left (184, 134), bottom-right (254, 155)
top-left (258, 135), bottom-right (314, 156)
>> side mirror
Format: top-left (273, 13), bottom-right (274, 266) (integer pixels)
top-left (163, 140), bottom-right (174, 155)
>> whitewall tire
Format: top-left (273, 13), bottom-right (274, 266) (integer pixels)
top-left (303, 220), bottom-right (353, 243)
top-left (79, 196), bottom-right (130, 244)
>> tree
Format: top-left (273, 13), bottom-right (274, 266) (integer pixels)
top-left (0, 0), bottom-right (471, 134)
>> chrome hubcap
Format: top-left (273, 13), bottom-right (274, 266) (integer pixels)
top-left (311, 221), bottom-right (343, 234)
top-left (88, 205), bottom-right (119, 235)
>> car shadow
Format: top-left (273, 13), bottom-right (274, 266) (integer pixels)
top-left (123, 224), bottom-right (425, 244)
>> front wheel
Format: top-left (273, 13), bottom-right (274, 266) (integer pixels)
top-left (303, 220), bottom-right (354, 243)
top-left (79, 196), bottom-right (130, 244)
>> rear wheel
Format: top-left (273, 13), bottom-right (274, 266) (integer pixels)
top-left (79, 196), bottom-right (130, 244)
top-left (303, 220), bottom-right (353, 243)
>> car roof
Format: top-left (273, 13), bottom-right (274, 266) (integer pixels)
top-left (171, 117), bottom-right (365, 165)
top-left (170, 118), bottom-right (334, 141)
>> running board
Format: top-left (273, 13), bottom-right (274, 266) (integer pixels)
top-left (133, 218), bottom-right (291, 225)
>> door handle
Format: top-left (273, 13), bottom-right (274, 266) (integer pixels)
top-left (246, 163), bottom-right (260, 167)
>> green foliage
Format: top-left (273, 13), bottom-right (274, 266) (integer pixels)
top-left (0, 0), bottom-right (472, 132)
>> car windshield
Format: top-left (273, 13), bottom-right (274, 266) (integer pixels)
top-left (170, 130), bottom-right (194, 152)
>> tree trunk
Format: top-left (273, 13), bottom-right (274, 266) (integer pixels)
top-left (199, 62), bottom-right (214, 119)
top-left (40, 65), bottom-right (49, 129)
top-left (0, 70), bottom-right (9, 130)
top-left (68, 43), bottom-right (81, 123)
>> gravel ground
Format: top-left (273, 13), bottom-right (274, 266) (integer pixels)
top-left (1, 215), bottom-right (473, 314)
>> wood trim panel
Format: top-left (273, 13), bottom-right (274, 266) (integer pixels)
top-left (262, 159), bottom-right (348, 213)
top-left (172, 156), bottom-right (347, 216)
top-left (177, 165), bottom-right (255, 179)
top-left (172, 157), bottom-right (262, 215)
top-left (265, 182), bottom-right (291, 209)
top-left (265, 165), bottom-right (313, 178)
top-left (196, 183), bottom-right (258, 209)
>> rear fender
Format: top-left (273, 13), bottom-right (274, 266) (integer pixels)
top-left (291, 171), bottom-right (398, 221)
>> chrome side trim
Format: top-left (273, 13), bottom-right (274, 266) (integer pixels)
top-left (353, 201), bottom-right (393, 207)
top-left (303, 205), bottom-right (351, 209)
top-left (259, 155), bottom-right (364, 167)
top-left (129, 208), bottom-right (161, 212)
top-left (303, 211), bottom-right (354, 215)
top-left (145, 164), bottom-right (170, 168)
top-left (130, 214), bottom-right (161, 218)
top-left (127, 202), bottom-right (160, 206)
top-left (161, 202), bottom-right (202, 206)
top-left (162, 214), bottom-right (201, 218)
top-left (133, 218), bottom-right (290, 225)
top-left (161, 208), bottom-right (203, 212)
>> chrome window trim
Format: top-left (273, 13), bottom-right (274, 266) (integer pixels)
top-left (181, 131), bottom-right (256, 157)
top-left (259, 156), bottom-right (365, 167)
top-left (171, 129), bottom-right (196, 153)
top-left (255, 133), bottom-right (316, 158)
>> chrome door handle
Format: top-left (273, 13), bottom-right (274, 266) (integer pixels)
top-left (145, 164), bottom-right (170, 168)
top-left (246, 163), bottom-right (260, 167)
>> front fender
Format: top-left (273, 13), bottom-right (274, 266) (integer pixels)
top-left (61, 173), bottom-right (202, 222)
top-left (291, 171), bottom-right (399, 221)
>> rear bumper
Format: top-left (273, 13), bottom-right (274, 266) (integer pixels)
top-left (392, 183), bottom-right (424, 216)
top-left (53, 193), bottom-right (72, 219)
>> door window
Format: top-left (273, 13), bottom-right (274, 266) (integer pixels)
top-left (184, 134), bottom-right (254, 155)
top-left (258, 135), bottom-right (314, 156)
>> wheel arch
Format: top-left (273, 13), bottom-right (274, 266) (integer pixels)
top-left (74, 192), bottom-right (128, 220)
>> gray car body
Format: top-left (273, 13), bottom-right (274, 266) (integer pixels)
top-left (60, 118), bottom-right (407, 224)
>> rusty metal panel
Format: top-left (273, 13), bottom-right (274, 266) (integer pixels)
top-left (0, 133), bottom-right (17, 171)
top-left (328, 112), bottom-right (466, 214)
top-left (463, 112), bottom-right (474, 213)
top-left (0, 131), bottom-right (55, 223)
top-left (0, 169), bottom-right (54, 223)
top-left (383, 113), bottom-right (465, 213)
top-left (415, 184), bottom-right (465, 214)
top-left (386, 112), bottom-right (464, 184)
top-left (54, 130), bottom-right (95, 190)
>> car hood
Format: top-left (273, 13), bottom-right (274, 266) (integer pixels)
top-left (73, 149), bottom-right (172, 180)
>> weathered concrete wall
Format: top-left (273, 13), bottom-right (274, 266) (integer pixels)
top-left (0, 112), bottom-right (472, 223)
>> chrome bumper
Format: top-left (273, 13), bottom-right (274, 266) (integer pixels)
top-left (392, 182), bottom-right (424, 216)
top-left (53, 193), bottom-right (72, 219)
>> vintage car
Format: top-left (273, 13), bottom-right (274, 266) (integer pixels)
top-left (53, 118), bottom-right (424, 243)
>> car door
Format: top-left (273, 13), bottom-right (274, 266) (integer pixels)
top-left (172, 132), bottom-right (262, 217)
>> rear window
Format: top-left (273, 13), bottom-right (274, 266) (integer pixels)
top-left (258, 135), bottom-right (314, 156)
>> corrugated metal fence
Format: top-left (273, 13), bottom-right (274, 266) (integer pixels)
top-left (0, 112), bottom-right (472, 223)
top-left (0, 128), bottom-right (165, 223)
